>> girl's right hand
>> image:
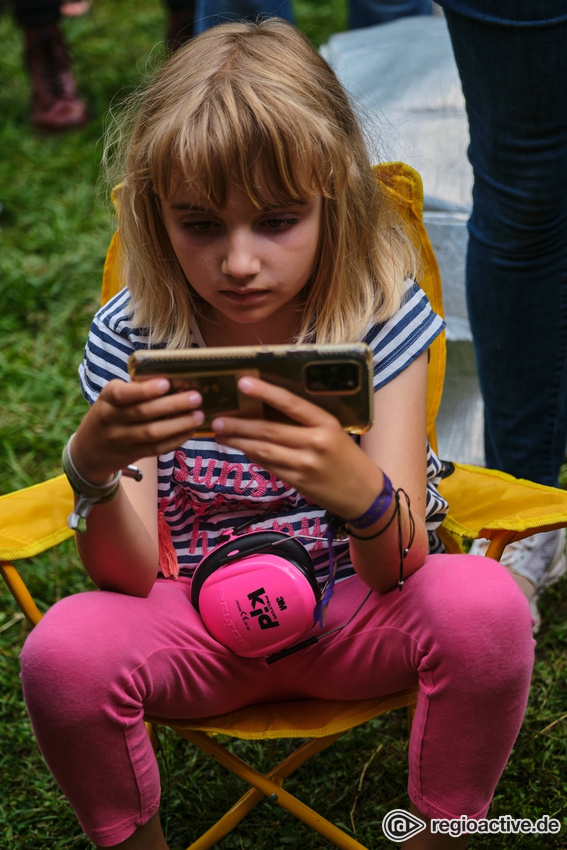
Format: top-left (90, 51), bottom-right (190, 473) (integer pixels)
top-left (71, 378), bottom-right (204, 484)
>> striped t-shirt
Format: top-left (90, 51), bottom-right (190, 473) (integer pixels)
top-left (79, 279), bottom-right (448, 583)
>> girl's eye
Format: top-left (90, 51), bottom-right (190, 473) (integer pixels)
top-left (262, 217), bottom-right (299, 231)
top-left (182, 220), bottom-right (217, 232)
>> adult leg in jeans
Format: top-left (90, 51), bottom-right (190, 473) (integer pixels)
top-left (14, 0), bottom-right (88, 131)
top-left (194, 0), bottom-right (293, 34)
top-left (349, 0), bottom-right (432, 30)
top-left (444, 11), bottom-right (567, 489)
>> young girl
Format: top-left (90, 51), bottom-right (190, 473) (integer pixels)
top-left (20, 19), bottom-right (534, 850)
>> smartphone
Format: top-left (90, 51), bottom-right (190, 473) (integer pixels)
top-left (128, 343), bottom-right (374, 436)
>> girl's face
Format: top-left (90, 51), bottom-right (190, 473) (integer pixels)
top-left (160, 179), bottom-right (322, 345)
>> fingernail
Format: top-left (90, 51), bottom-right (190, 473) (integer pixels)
top-left (155, 378), bottom-right (171, 392)
top-left (211, 417), bottom-right (224, 432)
top-left (238, 377), bottom-right (254, 392)
top-left (193, 410), bottom-right (205, 424)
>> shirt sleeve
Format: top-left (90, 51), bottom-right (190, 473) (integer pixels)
top-left (364, 279), bottom-right (445, 391)
top-left (78, 289), bottom-right (144, 404)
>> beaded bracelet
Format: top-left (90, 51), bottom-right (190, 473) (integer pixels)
top-left (62, 435), bottom-right (142, 533)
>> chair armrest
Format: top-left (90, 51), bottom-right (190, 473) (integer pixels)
top-left (0, 474), bottom-right (74, 561)
top-left (439, 463), bottom-right (567, 552)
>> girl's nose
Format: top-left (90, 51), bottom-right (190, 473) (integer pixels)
top-left (221, 230), bottom-right (261, 278)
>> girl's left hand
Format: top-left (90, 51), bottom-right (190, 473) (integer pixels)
top-left (211, 375), bottom-right (383, 520)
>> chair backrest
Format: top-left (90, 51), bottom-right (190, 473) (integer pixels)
top-left (101, 163), bottom-right (446, 450)
top-left (375, 163), bottom-right (446, 452)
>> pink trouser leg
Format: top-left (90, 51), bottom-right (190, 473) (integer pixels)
top-left (20, 554), bottom-right (534, 845)
top-left (20, 577), bottom-right (294, 846)
top-left (278, 554), bottom-right (535, 820)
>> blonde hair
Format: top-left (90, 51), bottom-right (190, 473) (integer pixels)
top-left (107, 19), bottom-right (417, 347)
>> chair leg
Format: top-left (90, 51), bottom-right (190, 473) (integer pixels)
top-left (182, 732), bottom-right (340, 849)
top-left (145, 721), bottom-right (159, 752)
top-left (0, 562), bottom-right (43, 627)
top-left (184, 780), bottom-right (278, 850)
top-left (178, 729), bottom-right (368, 850)
top-left (485, 531), bottom-right (516, 561)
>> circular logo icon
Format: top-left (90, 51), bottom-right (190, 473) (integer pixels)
top-left (382, 809), bottom-right (427, 842)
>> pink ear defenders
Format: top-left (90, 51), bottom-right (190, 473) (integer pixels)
top-left (191, 531), bottom-right (322, 660)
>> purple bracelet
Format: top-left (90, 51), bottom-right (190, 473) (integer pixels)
top-left (346, 474), bottom-right (394, 529)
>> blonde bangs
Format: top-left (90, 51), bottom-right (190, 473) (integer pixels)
top-left (147, 74), bottom-right (334, 212)
top-left (110, 19), bottom-right (416, 348)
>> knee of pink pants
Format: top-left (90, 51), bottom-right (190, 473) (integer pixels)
top-left (20, 590), bottom-right (166, 844)
top-left (403, 554), bottom-right (535, 820)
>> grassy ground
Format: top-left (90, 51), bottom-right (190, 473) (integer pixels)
top-left (1, 2), bottom-right (566, 848)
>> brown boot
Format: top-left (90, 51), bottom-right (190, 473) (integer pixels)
top-left (167, 11), bottom-right (195, 53)
top-left (24, 24), bottom-right (88, 132)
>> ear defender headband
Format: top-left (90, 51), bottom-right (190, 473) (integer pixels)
top-left (191, 531), bottom-right (321, 658)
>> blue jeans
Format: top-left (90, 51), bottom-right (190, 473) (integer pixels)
top-left (349, 0), bottom-right (432, 29)
top-left (195, 0), bottom-right (293, 33)
top-left (443, 9), bottom-right (567, 486)
top-left (194, 1), bottom-right (430, 33)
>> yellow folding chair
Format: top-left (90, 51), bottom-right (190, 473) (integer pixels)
top-left (2, 162), bottom-right (567, 850)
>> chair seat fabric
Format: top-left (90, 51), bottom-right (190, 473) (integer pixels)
top-left (147, 688), bottom-right (418, 739)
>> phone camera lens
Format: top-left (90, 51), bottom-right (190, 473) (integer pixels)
top-left (305, 362), bottom-right (360, 393)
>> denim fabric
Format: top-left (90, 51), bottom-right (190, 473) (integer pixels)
top-left (194, 0), bottom-right (430, 33)
top-left (195, 0), bottom-right (293, 33)
top-left (438, 1), bottom-right (567, 26)
top-left (349, 0), bottom-right (432, 29)
top-left (441, 9), bottom-right (567, 486)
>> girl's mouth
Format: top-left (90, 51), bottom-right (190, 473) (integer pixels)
top-left (221, 289), bottom-right (268, 303)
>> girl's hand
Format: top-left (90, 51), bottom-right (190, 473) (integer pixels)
top-left (214, 359), bottom-right (431, 595)
top-left (71, 378), bottom-right (204, 484)
top-left (211, 376), bottom-right (383, 519)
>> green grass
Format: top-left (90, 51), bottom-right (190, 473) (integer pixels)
top-left (1, 2), bottom-right (566, 848)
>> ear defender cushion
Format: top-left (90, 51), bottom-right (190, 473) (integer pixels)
top-left (191, 531), bottom-right (322, 657)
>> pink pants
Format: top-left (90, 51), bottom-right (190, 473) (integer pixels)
top-left (20, 554), bottom-right (534, 847)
